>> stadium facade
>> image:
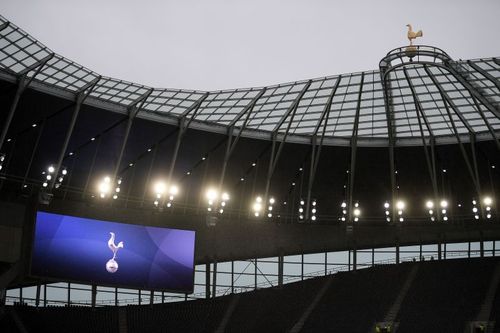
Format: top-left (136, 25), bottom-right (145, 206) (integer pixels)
top-left (0, 13), bottom-right (499, 321)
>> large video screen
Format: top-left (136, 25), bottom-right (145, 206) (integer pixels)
top-left (31, 211), bottom-right (195, 292)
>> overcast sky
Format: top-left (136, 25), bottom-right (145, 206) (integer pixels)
top-left (2, 0), bottom-right (500, 91)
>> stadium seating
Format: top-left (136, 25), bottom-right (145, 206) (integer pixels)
top-left (3, 257), bottom-right (500, 332)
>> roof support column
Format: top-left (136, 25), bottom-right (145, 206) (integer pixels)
top-left (111, 89), bottom-right (153, 184)
top-left (425, 66), bottom-right (483, 216)
top-left (380, 70), bottom-right (398, 224)
top-left (0, 53), bottom-right (54, 152)
top-left (466, 60), bottom-right (500, 94)
top-left (217, 89), bottom-right (265, 195)
top-left (347, 73), bottom-right (365, 224)
top-left (444, 62), bottom-right (500, 120)
top-left (264, 81), bottom-right (311, 204)
top-left (48, 77), bottom-right (100, 192)
top-left (305, 77), bottom-right (341, 221)
top-left (403, 67), bottom-right (441, 221)
top-left (165, 93), bottom-right (208, 193)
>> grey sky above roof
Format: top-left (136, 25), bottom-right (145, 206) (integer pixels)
top-left (2, 0), bottom-right (500, 91)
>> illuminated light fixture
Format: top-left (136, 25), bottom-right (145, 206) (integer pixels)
top-left (42, 164), bottom-right (67, 189)
top-left (153, 181), bottom-right (178, 208)
top-left (298, 199), bottom-right (305, 221)
top-left (291, 182), bottom-right (295, 186)
top-left (129, 163), bottom-right (133, 167)
top-left (201, 157), bottom-right (206, 161)
top-left (268, 197), bottom-right (275, 218)
top-left (240, 177), bottom-right (244, 181)
top-left (206, 188), bottom-right (229, 214)
top-left (484, 196), bottom-right (493, 220)
top-left (311, 199), bottom-right (317, 221)
top-left (91, 137), bottom-right (95, 141)
top-left (251, 162), bottom-right (256, 167)
top-left (113, 178), bottom-right (122, 200)
top-left (147, 148), bottom-right (152, 152)
top-left (426, 200), bottom-right (437, 222)
top-left (353, 207), bottom-right (361, 222)
top-left (32, 123), bottom-right (37, 128)
top-left (340, 201), bottom-right (348, 222)
top-left (299, 167), bottom-right (303, 171)
top-left (472, 199), bottom-right (479, 220)
top-left (253, 196), bottom-right (263, 217)
top-left (440, 200), bottom-right (448, 221)
top-left (186, 171), bottom-right (191, 175)
top-left (442, 169), bottom-right (447, 173)
top-left (98, 176), bottom-right (112, 198)
top-left (0, 153), bottom-right (6, 171)
top-left (396, 200), bottom-right (405, 222)
top-left (384, 202), bottom-right (390, 222)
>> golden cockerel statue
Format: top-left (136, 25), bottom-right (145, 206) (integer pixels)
top-left (406, 24), bottom-right (423, 45)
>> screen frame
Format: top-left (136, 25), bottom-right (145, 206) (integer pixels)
top-left (30, 210), bottom-right (196, 294)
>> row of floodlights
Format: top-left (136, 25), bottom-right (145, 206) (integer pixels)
top-left (30, 165), bottom-right (496, 222)
top-left (341, 197), bottom-right (494, 222)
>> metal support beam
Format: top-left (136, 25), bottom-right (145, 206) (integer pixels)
top-left (217, 90), bottom-right (265, 194)
top-left (466, 60), bottom-right (500, 94)
top-left (380, 69), bottom-right (398, 223)
top-left (347, 73), bottom-right (365, 223)
top-left (470, 95), bottom-right (500, 151)
top-left (0, 53), bottom-right (54, 151)
top-left (263, 81), bottom-right (311, 202)
top-left (305, 77), bottom-right (341, 220)
top-left (165, 94), bottom-right (209, 189)
top-left (48, 77), bottom-right (101, 191)
top-left (212, 260), bottom-right (217, 298)
top-left (0, 75), bottom-right (26, 152)
top-left (403, 67), bottom-right (441, 220)
top-left (111, 89), bottom-right (153, 183)
top-left (425, 66), bottom-right (483, 206)
top-left (91, 284), bottom-right (97, 308)
top-left (444, 62), bottom-right (500, 120)
top-left (205, 262), bottom-right (211, 299)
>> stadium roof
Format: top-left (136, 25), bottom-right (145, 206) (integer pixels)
top-left (0, 15), bottom-right (499, 147)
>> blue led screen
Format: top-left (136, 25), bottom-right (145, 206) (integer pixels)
top-left (32, 211), bottom-right (195, 292)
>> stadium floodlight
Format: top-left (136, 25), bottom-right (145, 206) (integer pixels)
top-left (483, 196), bottom-right (493, 220)
top-left (268, 197), bottom-right (275, 218)
top-left (472, 199), bottom-right (480, 220)
top-left (154, 181), bottom-right (179, 208)
top-left (384, 202), bottom-right (390, 222)
top-left (98, 176), bottom-right (112, 198)
top-left (252, 196), bottom-right (262, 217)
top-left (426, 200), bottom-right (434, 209)
top-left (439, 199), bottom-right (449, 220)
top-left (340, 201), bottom-right (348, 222)
top-left (205, 188), bottom-right (229, 214)
top-left (311, 199), bottom-right (317, 221)
top-left (353, 207), bottom-right (361, 222)
top-left (43, 164), bottom-right (67, 189)
top-left (298, 199), bottom-right (305, 221)
top-left (0, 153), bottom-right (5, 171)
top-left (396, 200), bottom-right (405, 222)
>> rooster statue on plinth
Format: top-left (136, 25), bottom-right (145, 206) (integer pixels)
top-left (405, 24), bottom-right (423, 60)
top-left (406, 24), bottom-right (423, 46)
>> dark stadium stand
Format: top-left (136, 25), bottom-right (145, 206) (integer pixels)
top-left (3, 257), bottom-right (500, 332)
top-left (126, 295), bottom-right (230, 333)
top-left (301, 263), bottom-right (413, 332)
top-left (224, 275), bottom-right (326, 332)
top-left (396, 258), bottom-right (496, 332)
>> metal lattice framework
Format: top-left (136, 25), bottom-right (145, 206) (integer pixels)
top-left (0, 16), bottom-right (499, 147)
